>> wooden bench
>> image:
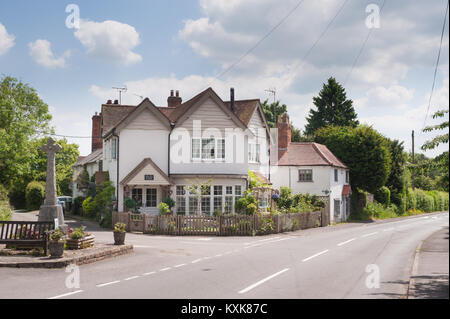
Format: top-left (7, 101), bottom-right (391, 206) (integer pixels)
top-left (0, 221), bottom-right (54, 255)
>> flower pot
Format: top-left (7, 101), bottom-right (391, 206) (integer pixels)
top-left (114, 231), bottom-right (126, 245)
top-left (48, 241), bottom-right (65, 258)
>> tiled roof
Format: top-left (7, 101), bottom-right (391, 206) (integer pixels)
top-left (101, 104), bottom-right (136, 133)
top-left (99, 88), bottom-right (266, 133)
top-left (224, 99), bottom-right (259, 126)
top-left (278, 142), bottom-right (347, 168)
top-left (74, 148), bottom-right (103, 166)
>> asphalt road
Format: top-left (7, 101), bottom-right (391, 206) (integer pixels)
top-left (0, 212), bottom-right (448, 299)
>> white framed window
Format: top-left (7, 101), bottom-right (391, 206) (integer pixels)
top-left (111, 139), bottom-right (117, 159)
top-left (248, 143), bottom-right (260, 163)
top-left (189, 196), bottom-right (198, 215)
top-left (176, 186), bottom-right (186, 214)
top-left (191, 138), bottom-right (226, 160)
top-left (345, 171), bottom-right (349, 184)
top-left (298, 169), bottom-right (313, 182)
top-left (146, 188), bottom-right (157, 207)
top-left (132, 188), bottom-right (142, 206)
top-left (334, 169), bottom-right (338, 182)
top-left (213, 186), bottom-right (223, 213)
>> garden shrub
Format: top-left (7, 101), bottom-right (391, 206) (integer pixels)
top-left (235, 191), bottom-right (258, 215)
top-left (0, 185), bottom-right (11, 222)
top-left (100, 210), bottom-right (112, 229)
top-left (375, 186), bottom-right (391, 207)
top-left (25, 181), bottom-right (45, 210)
top-left (257, 215), bottom-right (275, 235)
top-left (72, 196), bottom-right (85, 215)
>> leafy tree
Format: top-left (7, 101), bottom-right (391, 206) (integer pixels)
top-left (29, 138), bottom-right (79, 195)
top-left (305, 77), bottom-right (359, 135)
top-left (261, 100), bottom-right (287, 128)
top-left (0, 76), bottom-right (52, 190)
top-left (261, 99), bottom-right (306, 142)
top-left (385, 139), bottom-right (407, 206)
top-left (314, 125), bottom-right (391, 193)
top-left (422, 109), bottom-right (449, 192)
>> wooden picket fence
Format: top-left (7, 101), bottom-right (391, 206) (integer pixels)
top-left (113, 210), bottom-right (325, 236)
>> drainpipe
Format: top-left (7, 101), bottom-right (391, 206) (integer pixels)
top-left (112, 129), bottom-right (120, 207)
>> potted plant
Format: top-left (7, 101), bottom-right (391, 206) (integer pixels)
top-left (48, 229), bottom-right (65, 258)
top-left (113, 222), bottom-right (126, 245)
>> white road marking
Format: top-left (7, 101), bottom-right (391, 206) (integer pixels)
top-left (174, 263), bottom-right (186, 268)
top-left (246, 237), bottom-right (291, 248)
top-left (302, 250), bottom-right (329, 262)
top-left (159, 267), bottom-right (171, 272)
top-left (191, 258), bottom-right (203, 263)
top-left (48, 290), bottom-right (84, 299)
top-left (215, 254), bottom-right (223, 257)
top-left (143, 271), bottom-right (156, 276)
top-left (361, 231), bottom-right (378, 238)
top-left (96, 280), bottom-right (120, 287)
top-left (337, 238), bottom-right (356, 246)
top-left (383, 228), bottom-right (395, 232)
top-left (244, 237), bottom-right (281, 245)
top-left (196, 238), bottom-right (212, 241)
top-left (124, 276), bottom-right (139, 281)
top-left (223, 251), bottom-right (232, 255)
top-left (238, 268), bottom-right (290, 294)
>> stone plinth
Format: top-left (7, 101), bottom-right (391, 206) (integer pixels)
top-left (39, 205), bottom-right (64, 226)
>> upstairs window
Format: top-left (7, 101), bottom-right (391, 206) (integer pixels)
top-left (345, 171), bottom-right (349, 184)
top-left (334, 169), bottom-right (338, 182)
top-left (298, 169), bottom-right (313, 182)
top-left (111, 139), bottom-right (117, 159)
top-left (248, 143), bottom-right (260, 163)
top-left (192, 138), bottom-right (225, 160)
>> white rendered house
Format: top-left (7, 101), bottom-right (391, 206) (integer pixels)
top-left (77, 87), bottom-right (272, 215)
top-left (270, 114), bottom-right (351, 222)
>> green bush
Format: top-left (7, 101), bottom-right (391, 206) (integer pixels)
top-left (72, 196), bottom-right (85, 215)
top-left (100, 210), bottom-right (112, 229)
top-left (162, 197), bottom-right (176, 209)
top-left (158, 202), bottom-right (170, 215)
top-left (25, 181), bottom-right (45, 210)
top-left (235, 191), bottom-right (258, 215)
top-left (0, 185), bottom-right (11, 222)
top-left (363, 202), bottom-right (398, 219)
top-left (82, 197), bottom-right (97, 217)
top-left (375, 186), bottom-right (391, 207)
top-left (406, 188), bottom-right (417, 211)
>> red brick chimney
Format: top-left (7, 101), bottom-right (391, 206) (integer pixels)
top-left (167, 90), bottom-right (182, 107)
top-left (277, 113), bottom-right (291, 159)
top-left (91, 112), bottom-right (102, 152)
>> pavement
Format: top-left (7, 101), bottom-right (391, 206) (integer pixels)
top-left (0, 211), bottom-right (448, 299)
top-left (408, 226), bottom-right (449, 299)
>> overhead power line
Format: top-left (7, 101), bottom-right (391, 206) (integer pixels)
top-left (205, 0), bottom-right (306, 89)
top-left (284, 0), bottom-right (349, 86)
top-left (344, 0), bottom-right (387, 86)
top-left (422, 0), bottom-right (449, 130)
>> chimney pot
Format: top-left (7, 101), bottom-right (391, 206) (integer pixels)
top-left (176, 90), bottom-right (179, 97)
top-left (230, 88), bottom-right (235, 112)
top-left (107, 100), bottom-right (112, 104)
top-left (170, 90), bottom-right (174, 97)
top-left (114, 100), bottom-right (119, 104)
top-left (168, 90), bottom-right (182, 107)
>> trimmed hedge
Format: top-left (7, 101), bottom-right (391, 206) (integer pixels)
top-left (405, 188), bottom-right (449, 212)
top-left (25, 181), bottom-right (45, 210)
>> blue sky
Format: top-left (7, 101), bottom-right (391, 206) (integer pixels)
top-left (0, 0), bottom-right (448, 157)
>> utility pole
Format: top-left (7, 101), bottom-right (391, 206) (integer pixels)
top-left (112, 86), bottom-right (127, 104)
top-left (412, 130), bottom-right (415, 190)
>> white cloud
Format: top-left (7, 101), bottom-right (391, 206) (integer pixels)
top-left (29, 39), bottom-right (70, 68)
top-left (0, 23), bottom-right (15, 56)
top-left (74, 19), bottom-right (142, 65)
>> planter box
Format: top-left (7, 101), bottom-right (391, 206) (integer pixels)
top-left (66, 235), bottom-right (95, 250)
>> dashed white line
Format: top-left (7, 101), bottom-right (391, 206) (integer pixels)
top-left (361, 232), bottom-right (378, 238)
top-left (337, 238), bottom-right (356, 246)
top-left (48, 290), bottom-right (84, 299)
top-left (383, 228), bottom-right (395, 232)
top-left (143, 271), bottom-right (156, 276)
top-left (96, 280), bottom-right (120, 287)
top-left (191, 258), bottom-right (203, 263)
top-left (159, 267), bottom-right (171, 272)
top-left (215, 254), bottom-right (223, 257)
top-left (302, 250), bottom-right (329, 262)
top-left (174, 263), bottom-right (186, 268)
top-left (244, 237), bottom-right (281, 245)
top-left (124, 276), bottom-right (139, 281)
top-left (238, 268), bottom-right (290, 294)
top-left (246, 237), bottom-right (291, 248)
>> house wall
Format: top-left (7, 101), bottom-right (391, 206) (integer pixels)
top-left (270, 165), bottom-right (350, 222)
top-left (170, 97), bottom-right (249, 175)
top-left (248, 108), bottom-right (270, 179)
